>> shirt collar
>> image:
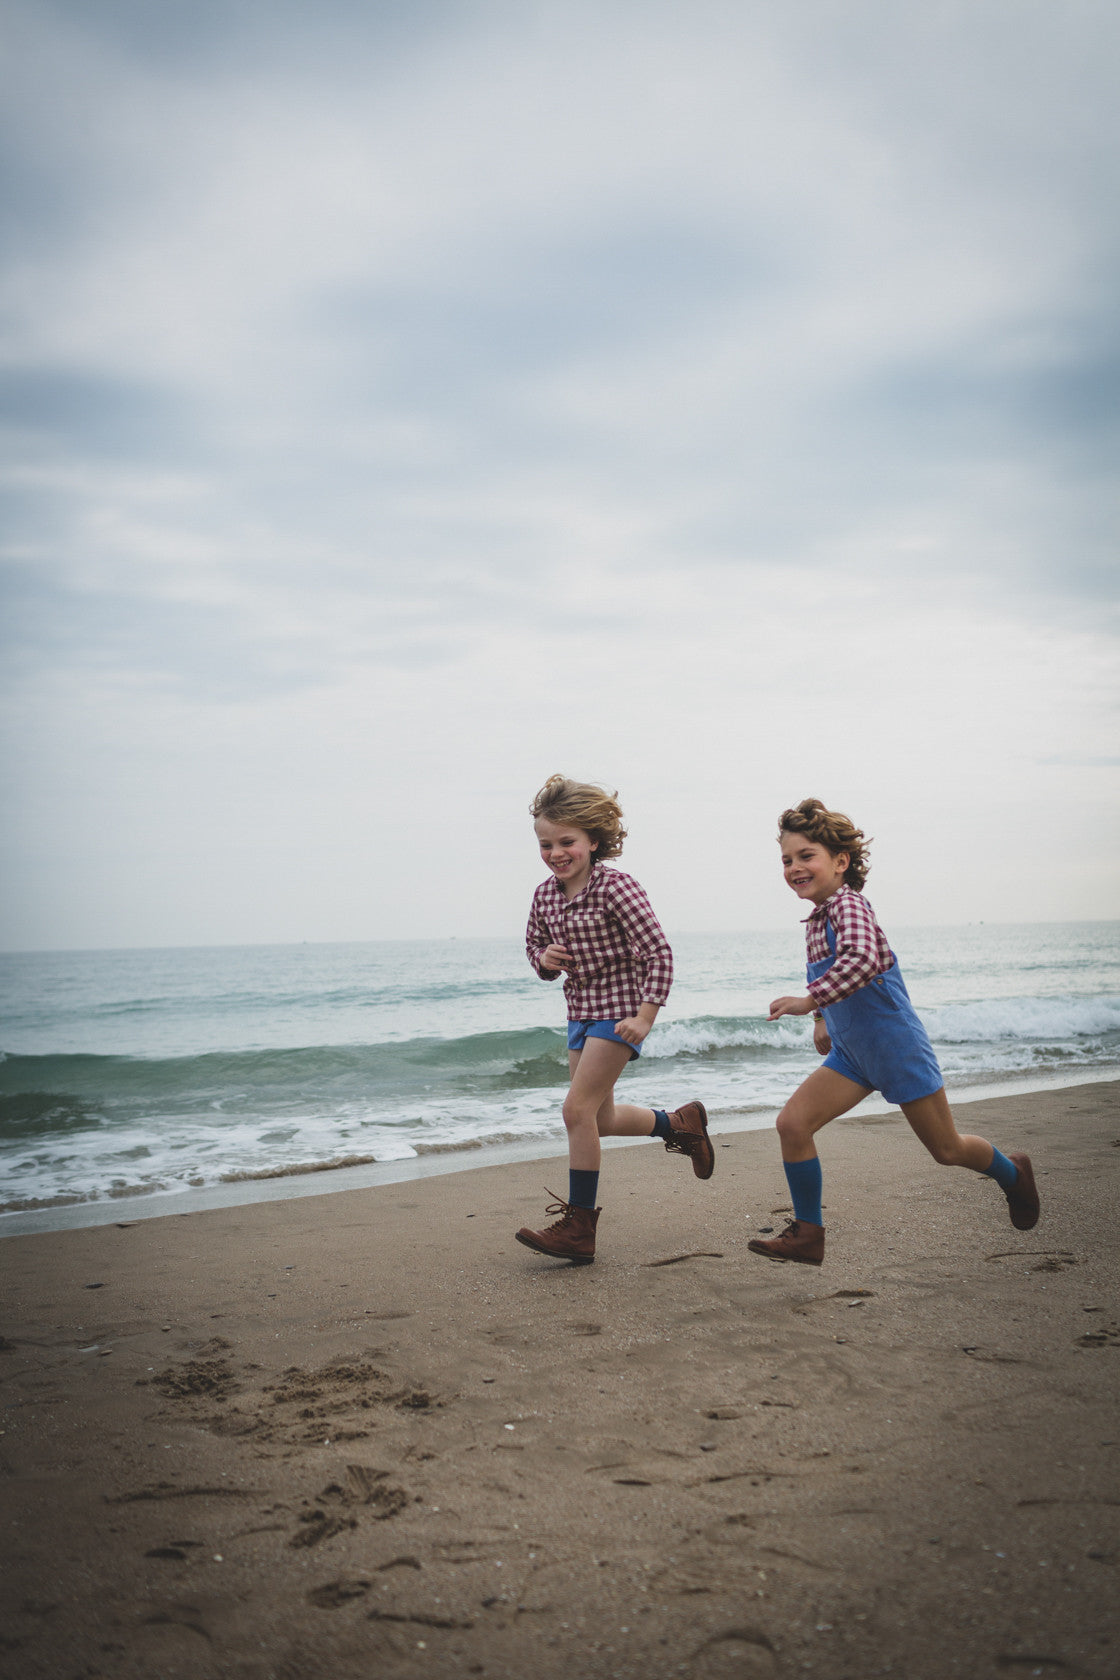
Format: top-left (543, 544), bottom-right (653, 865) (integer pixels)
top-left (802, 883), bottom-right (850, 924)
top-left (544, 862), bottom-right (601, 904)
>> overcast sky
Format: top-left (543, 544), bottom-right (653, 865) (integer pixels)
top-left (1, 0), bottom-right (1118, 952)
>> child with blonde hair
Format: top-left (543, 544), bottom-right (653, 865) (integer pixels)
top-left (751, 798), bottom-right (1039, 1266)
top-left (516, 774), bottom-right (712, 1265)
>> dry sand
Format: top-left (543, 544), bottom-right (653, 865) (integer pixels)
top-left (2, 1082), bottom-right (1118, 1680)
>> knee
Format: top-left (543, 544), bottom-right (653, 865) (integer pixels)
top-left (561, 1095), bottom-right (593, 1131)
top-left (776, 1108), bottom-right (810, 1151)
top-left (926, 1136), bottom-right (967, 1167)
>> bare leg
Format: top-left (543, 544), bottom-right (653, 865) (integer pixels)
top-left (748, 1067), bottom-right (869, 1266)
top-left (562, 1040), bottom-right (637, 1171)
top-left (776, 1065), bottom-right (872, 1162)
top-left (600, 1100), bottom-right (663, 1135)
top-left (594, 1090), bottom-right (661, 1138)
top-left (900, 1087), bottom-right (998, 1170)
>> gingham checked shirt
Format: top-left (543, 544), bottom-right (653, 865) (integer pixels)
top-left (804, 885), bottom-right (894, 1009)
top-left (526, 865), bottom-right (674, 1022)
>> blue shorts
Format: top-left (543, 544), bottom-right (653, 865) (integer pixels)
top-left (567, 1019), bottom-right (641, 1061)
top-left (811, 920), bottom-right (942, 1108)
top-left (819, 974), bottom-right (943, 1106)
top-left (823, 1038), bottom-right (943, 1107)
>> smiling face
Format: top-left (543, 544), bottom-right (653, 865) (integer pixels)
top-left (779, 830), bottom-right (850, 906)
top-left (535, 816), bottom-right (598, 896)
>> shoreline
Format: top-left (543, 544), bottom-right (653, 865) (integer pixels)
top-left (2, 1080), bottom-right (1117, 1680)
top-left (3, 1063), bottom-right (1118, 1239)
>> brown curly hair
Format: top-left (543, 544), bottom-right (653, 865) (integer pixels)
top-left (530, 774), bottom-right (627, 862)
top-left (777, 798), bottom-right (871, 892)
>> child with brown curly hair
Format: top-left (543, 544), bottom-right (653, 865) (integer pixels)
top-left (515, 774), bottom-right (712, 1265)
top-left (750, 798), bottom-right (1039, 1266)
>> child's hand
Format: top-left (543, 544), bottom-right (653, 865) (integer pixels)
top-left (542, 944), bottom-right (574, 973)
top-left (613, 1015), bottom-right (650, 1046)
top-left (813, 1019), bottom-right (832, 1056)
top-left (768, 995), bottom-right (816, 1020)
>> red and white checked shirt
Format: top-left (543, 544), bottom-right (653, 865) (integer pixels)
top-left (804, 885), bottom-right (894, 1009)
top-left (526, 866), bottom-right (674, 1022)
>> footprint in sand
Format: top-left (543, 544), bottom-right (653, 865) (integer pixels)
top-left (106, 1484), bottom-right (258, 1506)
top-left (148, 1357), bottom-right (241, 1403)
top-left (289, 1509), bottom-right (360, 1548)
top-left (176, 1355), bottom-right (441, 1447)
top-left (1076, 1321), bottom-right (1120, 1348)
top-left (984, 1249), bottom-right (1079, 1268)
top-left (266, 1357), bottom-right (436, 1421)
top-left (288, 1465), bottom-right (411, 1546)
top-left (307, 1577), bottom-right (372, 1608)
top-left (690, 1625), bottom-right (777, 1677)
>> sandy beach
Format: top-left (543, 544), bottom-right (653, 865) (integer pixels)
top-left (2, 1081), bottom-right (1117, 1680)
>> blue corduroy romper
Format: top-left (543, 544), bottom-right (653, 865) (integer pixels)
top-left (813, 917), bottom-right (943, 1105)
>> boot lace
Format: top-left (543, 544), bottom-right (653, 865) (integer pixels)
top-left (540, 1190), bottom-right (576, 1230)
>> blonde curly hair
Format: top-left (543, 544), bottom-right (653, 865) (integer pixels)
top-left (778, 798), bottom-right (871, 892)
top-left (530, 774), bottom-right (627, 862)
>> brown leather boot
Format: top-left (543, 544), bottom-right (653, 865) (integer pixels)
top-left (664, 1100), bottom-right (714, 1180)
top-left (515, 1192), bottom-right (600, 1264)
top-left (1005, 1153), bottom-right (1040, 1230)
top-left (747, 1218), bottom-right (825, 1266)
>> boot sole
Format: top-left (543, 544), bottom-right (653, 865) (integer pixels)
top-left (693, 1101), bottom-right (714, 1180)
top-left (747, 1242), bottom-right (823, 1266)
top-left (1006, 1153), bottom-right (1040, 1230)
top-left (692, 1142), bottom-right (715, 1181)
top-left (514, 1232), bottom-right (595, 1264)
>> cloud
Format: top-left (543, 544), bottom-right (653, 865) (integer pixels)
top-left (1, 0), bottom-right (1118, 944)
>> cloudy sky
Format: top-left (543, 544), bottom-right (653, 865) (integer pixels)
top-left (2, 0), bottom-right (1117, 952)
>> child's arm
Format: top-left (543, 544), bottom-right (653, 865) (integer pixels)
top-left (772, 994), bottom-right (832, 1061)
top-left (806, 891), bottom-right (890, 1009)
top-left (525, 892), bottom-right (566, 981)
top-left (768, 996), bottom-right (832, 1055)
top-left (615, 1001), bottom-right (660, 1046)
top-left (608, 875), bottom-right (673, 1022)
top-left (768, 993), bottom-right (815, 1019)
top-left (770, 892), bottom-right (887, 1025)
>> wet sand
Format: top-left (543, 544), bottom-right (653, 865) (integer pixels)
top-left (1, 1082), bottom-right (1118, 1680)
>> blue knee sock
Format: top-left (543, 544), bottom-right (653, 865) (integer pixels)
top-left (568, 1168), bottom-right (600, 1209)
top-left (650, 1108), bottom-right (672, 1140)
top-left (982, 1147), bottom-right (1018, 1192)
top-left (783, 1156), bottom-right (823, 1226)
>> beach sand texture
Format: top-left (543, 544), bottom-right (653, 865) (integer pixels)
top-left (2, 1083), bottom-right (1117, 1680)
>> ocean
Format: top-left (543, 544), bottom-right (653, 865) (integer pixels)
top-left (2, 922), bottom-right (1118, 1232)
